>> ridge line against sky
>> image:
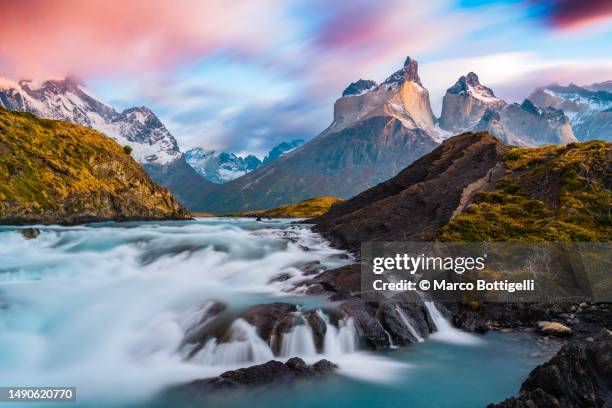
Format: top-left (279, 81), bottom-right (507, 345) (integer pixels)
top-left (1, 0), bottom-right (611, 156)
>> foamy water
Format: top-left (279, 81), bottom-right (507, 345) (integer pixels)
top-left (0, 219), bottom-right (411, 406)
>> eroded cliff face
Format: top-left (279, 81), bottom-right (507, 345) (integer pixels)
top-left (439, 72), bottom-right (506, 132)
top-left (332, 57), bottom-right (436, 134)
top-left (0, 108), bottom-right (190, 224)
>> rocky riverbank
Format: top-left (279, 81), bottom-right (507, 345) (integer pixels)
top-left (489, 328), bottom-right (612, 408)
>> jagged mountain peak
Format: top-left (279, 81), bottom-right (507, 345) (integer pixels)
top-left (465, 71), bottom-right (479, 85)
top-left (439, 72), bottom-right (505, 132)
top-left (447, 72), bottom-right (497, 99)
top-left (383, 55), bottom-right (422, 86)
top-left (332, 56), bottom-right (435, 134)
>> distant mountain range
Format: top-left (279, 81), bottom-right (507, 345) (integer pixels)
top-left (184, 140), bottom-right (304, 184)
top-left (439, 72), bottom-right (577, 145)
top-left (1, 59), bottom-right (609, 213)
top-left (528, 83), bottom-right (612, 141)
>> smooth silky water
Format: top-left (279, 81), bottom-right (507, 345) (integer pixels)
top-left (0, 219), bottom-right (559, 408)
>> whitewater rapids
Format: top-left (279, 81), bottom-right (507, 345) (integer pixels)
top-left (0, 218), bottom-right (408, 405)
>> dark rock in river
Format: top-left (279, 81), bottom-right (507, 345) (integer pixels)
top-left (21, 228), bottom-right (40, 239)
top-left (311, 263), bottom-right (361, 297)
top-left (303, 310), bottom-right (327, 353)
top-left (240, 303), bottom-right (297, 352)
top-left (337, 298), bottom-right (390, 349)
top-left (489, 328), bottom-right (612, 408)
top-left (172, 358), bottom-right (337, 397)
top-left (375, 301), bottom-right (433, 345)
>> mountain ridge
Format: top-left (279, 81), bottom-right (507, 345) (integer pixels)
top-left (0, 76), bottom-right (215, 209)
top-left (0, 108), bottom-right (190, 224)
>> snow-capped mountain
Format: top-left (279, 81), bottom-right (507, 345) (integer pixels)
top-left (0, 77), bottom-right (181, 164)
top-left (186, 139), bottom-right (305, 183)
top-left (528, 83), bottom-right (612, 141)
top-left (262, 139), bottom-right (304, 164)
top-left (185, 148), bottom-right (261, 183)
top-left (192, 56), bottom-right (440, 212)
top-left (330, 56), bottom-right (437, 136)
top-left (473, 100), bottom-right (577, 146)
top-left (439, 72), bottom-right (506, 132)
top-left (438, 73), bottom-right (577, 146)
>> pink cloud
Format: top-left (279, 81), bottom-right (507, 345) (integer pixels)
top-left (0, 0), bottom-right (285, 78)
top-left (537, 0), bottom-right (612, 30)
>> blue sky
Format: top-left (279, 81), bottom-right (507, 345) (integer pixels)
top-left (2, 0), bottom-right (611, 157)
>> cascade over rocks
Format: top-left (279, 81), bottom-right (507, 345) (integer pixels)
top-left (241, 303), bottom-right (298, 345)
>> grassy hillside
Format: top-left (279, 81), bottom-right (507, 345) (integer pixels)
top-left (218, 197), bottom-right (344, 218)
top-left (438, 141), bottom-right (611, 241)
top-left (0, 108), bottom-right (190, 224)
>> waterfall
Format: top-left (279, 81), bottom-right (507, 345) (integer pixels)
top-left (194, 319), bottom-right (274, 365)
top-left (395, 306), bottom-right (424, 342)
top-left (316, 310), bottom-right (357, 356)
top-left (280, 316), bottom-right (317, 357)
top-left (384, 329), bottom-right (396, 348)
top-left (423, 301), bottom-right (481, 345)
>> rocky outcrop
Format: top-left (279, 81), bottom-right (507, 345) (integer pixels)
top-left (451, 302), bottom-right (611, 338)
top-left (342, 79), bottom-right (377, 97)
top-left (0, 109), bottom-right (190, 224)
top-left (473, 100), bottom-right (577, 146)
top-left (439, 72), bottom-right (506, 132)
top-left (167, 358), bottom-right (336, 401)
top-left (240, 303), bottom-right (298, 347)
top-left (313, 132), bottom-right (508, 253)
top-left (20, 227), bottom-right (40, 239)
top-left (489, 329), bottom-right (612, 408)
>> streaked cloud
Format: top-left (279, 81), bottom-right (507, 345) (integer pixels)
top-left (0, 0), bottom-right (610, 155)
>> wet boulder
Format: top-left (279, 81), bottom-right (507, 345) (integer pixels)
top-left (21, 228), bottom-right (40, 239)
top-left (241, 302), bottom-right (297, 345)
top-left (337, 298), bottom-right (389, 349)
top-left (375, 301), bottom-right (432, 345)
top-left (312, 263), bottom-right (361, 296)
top-left (173, 357), bottom-right (336, 396)
top-left (303, 310), bottom-right (327, 352)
